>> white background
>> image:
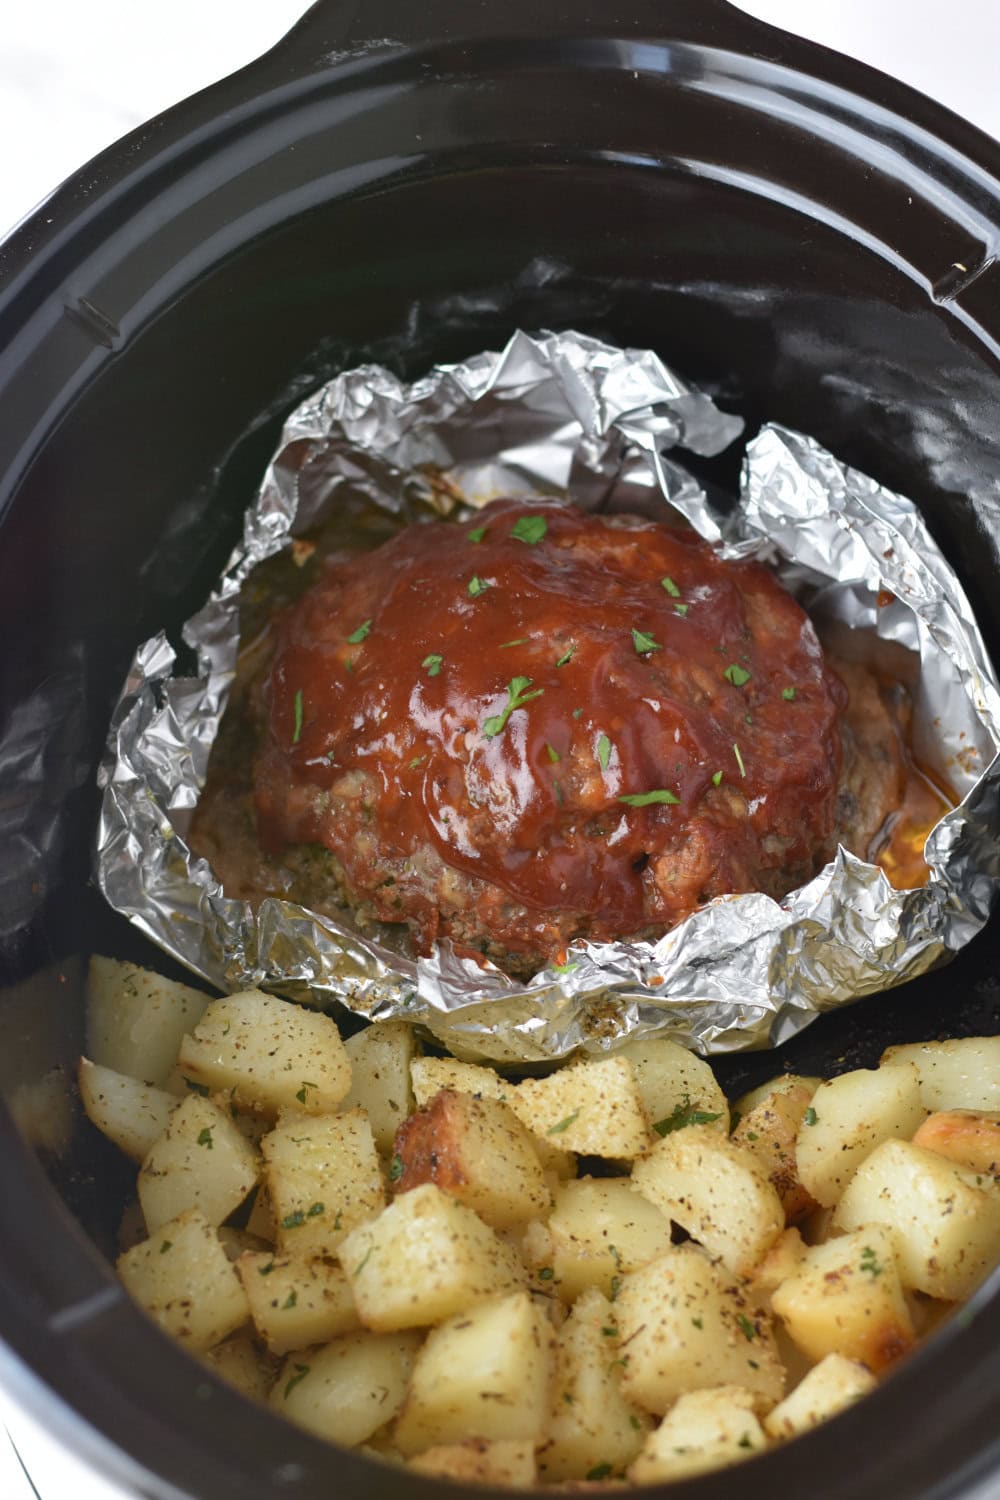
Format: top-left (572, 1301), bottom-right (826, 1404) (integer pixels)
top-left (2, 2), bottom-right (998, 1496)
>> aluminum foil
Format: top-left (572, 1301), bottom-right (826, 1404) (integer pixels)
top-left (95, 330), bottom-right (1000, 1064)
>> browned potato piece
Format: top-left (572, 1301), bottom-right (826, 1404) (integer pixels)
top-left (392, 1090), bottom-right (551, 1229)
top-left (409, 1440), bottom-right (536, 1485)
top-left (730, 1082), bottom-right (817, 1223)
top-left (912, 1110), bottom-right (1000, 1177)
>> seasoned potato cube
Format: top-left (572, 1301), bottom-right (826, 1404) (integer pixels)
top-left (117, 1210), bottom-right (250, 1352)
top-left (748, 1228), bottom-right (807, 1310)
top-left (178, 991), bottom-right (350, 1117)
top-left (880, 1037), bottom-right (1000, 1112)
top-left (392, 1090), bottom-right (550, 1229)
top-left (272, 1330), bottom-right (420, 1446)
top-left (771, 1225), bottom-right (914, 1371)
top-left (536, 1288), bottom-right (649, 1481)
top-left (734, 1073), bottom-right (822, 1119)
top-left (342, 1021), bottom-right (415, 1154)
top-left (138, 1095), bottom-right (259, 1233)
top-left (202, 1332), bottom-right (278, 1402)
top-left (263, 1108), bottom-right (384, 1257)
top-left (617, 1039), bottom-right (729, 1135)
top-left (86, 956), bottom-right (209, 1087)
top-left (238, 1252), bottom-right (359, 1354)
top-left (731, 1082), bottom-right (817, 1222)
top-left (409, 1440), bottom-right (536, 1485)
top-left (631, 1125), bottom-right (784, 1275)
top-left (510, 1058), bottom-right (650, 1160)
top-left (339, 1183), bottom-right (526, 1330)
top-left (628, 1386), bottom-right (766, 1484)
top-left (912, 1110), bottom-right (1000, 1176)
top-left (394, 1292), bottom-right (554, 1455)
top-left (615, 1244), bottom-right (785, 1414)
top-left (832, 1139), bottom-right (1000, 1300)
top-left (796, 1064), bottom-right (926, 1207)
top-left (532, 1177), bottom-right (673, 1303)
top-left (411, 1057), bottom-right (574, 1177)
top-left (764, 1354), bottom-right (876, 1440)
top-left (79, 1058), bottom-right (179, 1162)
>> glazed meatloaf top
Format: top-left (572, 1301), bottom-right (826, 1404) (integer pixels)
top-left (218, 500), bottom-right (903, 976)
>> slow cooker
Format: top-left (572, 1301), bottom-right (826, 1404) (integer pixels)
top-left (2, 2), bottom-right (1000, 1497)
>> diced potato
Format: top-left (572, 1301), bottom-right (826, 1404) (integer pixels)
top-left (86, 956), bottom-right (210, 1087)
top-left (117, 1210), bottom-right (250, 1353)
top-left (411, 1056), bottom-right (574, 1177)
top-left (409, 1440), bottom-right (536, 1485)
top-left (138, 1095), bottom-right (259, 1233)
top-left (763, 1354), bottom-right (877, 1440)
top-left (832, 1139), bottom-right (1000, 1300)
top-left (394, 1292), bottom-right (554, 1455)
top-left (238, 1252), bottom-right (359, 1354)
top-left (796, 1064), bottom-right (926, 1207)
top-left (749, 1228), bottom-right (807, 1311)
top-left (614, 1244), bottom-right (785, 1414)
top-left (631, 1125), bottom-right (784, 1276)
top-left (771, 1225), bottom-right (914, 1371)
top-left (202, 1332), bottom-right (278, 1402)
top-left (263, 1109), bottom-right (384, 1258)
top-left (912, 1110), bottom-right (1000, 1176)
top-left (510, 1058), bottom-right (650, 1160)
top-left (392, 1090), bottom-right (550, 1229)
top-left (616, 1039), bottom-right (729, 1135)
top-left (342, 1021), bottom-right (416, 1154)
top-left (731, 1082), bottom-right (817, 1222)
top-left (734, 1073), bottom-right (822, 1120)
top-left (531, 1177), bottom-right (673, 1303)
top-left (79, 1058), bottom-right (179, 1162)
top-left (628, 1386), bottom-right (766, 1484)
top-left (339, 1183), bottom-right (526, 1330)
top-left (536, 1288), bottom-right (649, 1481)
top-left (178, 990), bottom-right (350, 1117)
top-left (272, 1330), bottom-right (420, 1446)
top-left (880, 1037), bottom-right (1000, 1113)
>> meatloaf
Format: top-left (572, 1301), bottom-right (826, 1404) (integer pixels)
top-left (192, 501), bottom-right (903, 977)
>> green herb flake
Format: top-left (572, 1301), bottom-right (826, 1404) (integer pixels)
top-left (283, 1363), bottom-right (310, 1399)
top-left (711, 770), bottom-right (723, 787)
top-left (295, 1081), bottom-right (317, 1105)
top-left (159, 1240), bottom-right (173, 1254)
top-left (653, 1096), bottom-right (723, 1135)
top-left (691, 1316), bottom-right (704, 1329)
top-left (353, 1246), bottom-right (374, 1278)
top-left (747, 1358), bottom-right (760, 1370)
top-left (483, 675), bottom-right (544, 738)
top-left (197, 1127), bottom-right (213, 1149)
top-left (467, 574), bottom-right (491, 598)
top-left (422, 653), bottom-right (444, 677)
top-left (632, 627), bottom-right (662, 655)
top-left (346, 618), bottom-right (372, 644)
top-left (292, 689), bottom-right (304, 745)
top-left (723, 663), bottom-right (752, 687)
top-left (389, 1154), bottom-right (404, 1183)
top-left (860, 1245), bottom-right (884, 1277)
top-left (553, 779), bottom-right (565, 805)
top-left (619, 788), bottom-right (680, 808)
top-left (609, 1245), bottom-right (622, 1269)
top-left (586, 1465), bottom-right (613, 1482)
top-left (556, 644), bottom-right (576, 667)
top-left (804, 1106), bottom-right (819, 1126)
top-left (552, 960), bottom-right (579, 975)
top-left (547, 1110), bottom-right (580, 1135)
top-left (597, 732), bottom-right (613, 772)
top-left (782, 686), bottom-right (797, 701)
top-left (306, 1201), bottom-right (325, 1219)
top-left (630, 1414), bottom-right (642, 1431)
top-left (738, 1433), bottom-right (755, 1450)
top-left (545, 743), bottom-right (561, 763)
top-left (282, 1210), bottom-right (306, 1231)
top-left (674, 603), bottom-right (689, 617)
top-left (564, 1392), bottom-right (575, 1406)
top-left (282, 1291), bottom-right (298, 1311)
top-left (468, 525), bottom-right (488, 543)
top-left (258, 1261), bottom-right (276, 1277)
top-left (499, 637), bottom-right (529, 649)
top-left (185, 1079), bottom-right (210, 1097)
top-left (572, 707), bottom-right (583, 719)
top-left (408, 755), bottom-right (426, 770)
top-left (601, 1326), bottom-right (618, 1338)
top-left (733, 740), bottom-right (747, 778)
top-left (537, 1266), bottom-right (555, 1281)
top-left (511, 514), bottom-right (548, 546)
top-left (737, 1313), bottom-right (757, 1342)
top-left (661, 576), bottom-right (681, 597)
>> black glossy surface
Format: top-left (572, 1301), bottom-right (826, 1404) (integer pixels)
top-left (1, 2), bottom-right (1000, 1498)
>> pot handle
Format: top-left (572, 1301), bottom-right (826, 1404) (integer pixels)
top-left (267, 0), bottom-right (793, 76)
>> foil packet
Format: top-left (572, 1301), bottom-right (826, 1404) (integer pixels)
top-left (96, 330), bottom-right (1000, 1063)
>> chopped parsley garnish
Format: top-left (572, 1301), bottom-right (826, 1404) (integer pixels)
top-left (537, 1266), bottom-right (555, 1281)
top-left (283, 1363), bottom-right (310, 1399)
top-left (691, 1316), bottom-right (703, 1329)
top-left (804, 1106), bottom-right (819, 1126)
top-left (159, 1240), bottom-right (173, 1254)
top-left (483, 676), bottom-right (544, 738)
top-left (548, 1110), bottom-right (580, 1135)
top-left (724, 663), bottom-right (752, 687)
top-left (422, 653), bottom-right (444, 677)
top-left (860, 1245), bottom-right (884, 1277)
top-left (197, 1127), bottom-right (213, 1149)
top-left (711, 770), bottom-right (723, 787)
top-left (572, 707), bottom-right (583, 719)
top-left (597, 733), bottom-right (613, 772)
top-left (511, 514), bottom-right (548, 545)
top-left (389, 1154), bottom-right (404, 1183)
top-left (346, 618), bottom-right (372, 644)
top-left (653, 1096), bottom-right (723, 1135)
top-left (545, 743), bottom-right (561, 763)
top-left (619, 789), bottom-right (680, 807)
top-left (630, 1415), bottom-right (642, 1431)
top-left (282, 1210), bottom-right (306, 1230)
top-left (736, 1313), bottom-right (757, 1341)
top-left (609, 1245), bottom-right (622, 1269)
top-left (499, 637), bottom-right (529, 649)
top-left (295, 1081), bottom-right (317, 1105)
top-left (467, 575), bottom-right (491, 598)
top-left (587, 1465), bottom-right (613, 1481)
top-left (408, 755), bottom-right (426, 770)
top-left (661, 576), bottom-right (681, 597)
top-left (292, 689), bottom-right (304, 745)
top-left (601, 1326), bottom-right (618, 1337)
top-left (552, 960), bottom-right (579, 975)
top-left (632, 627), bottom-right (662, 655)
top-left (783, 686), bottom-right (797, 701)
top-left (733, 741), bottom-right (747, 778)
top-left (468, 525), bottom-right (488, 543)
top-left (553, 780), bottom-right (565, 805)
top-left (610, 1275), bottom-right (622, 1301)
top-left (674, 603), bottom-right (689, 617)
top-left (738, 1433), bottom-right (755, 1450)
top-left (353, 1247), bottom-right (374, 1277)
top-left (556, 644), bottom-right (576, 667)
top-left (258, 1261), bottom-right (276, 1276)
top-left (306, 1201), bottom-right (325, 1218)
top-left (282, 1291), bottom-right (298, 1310)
